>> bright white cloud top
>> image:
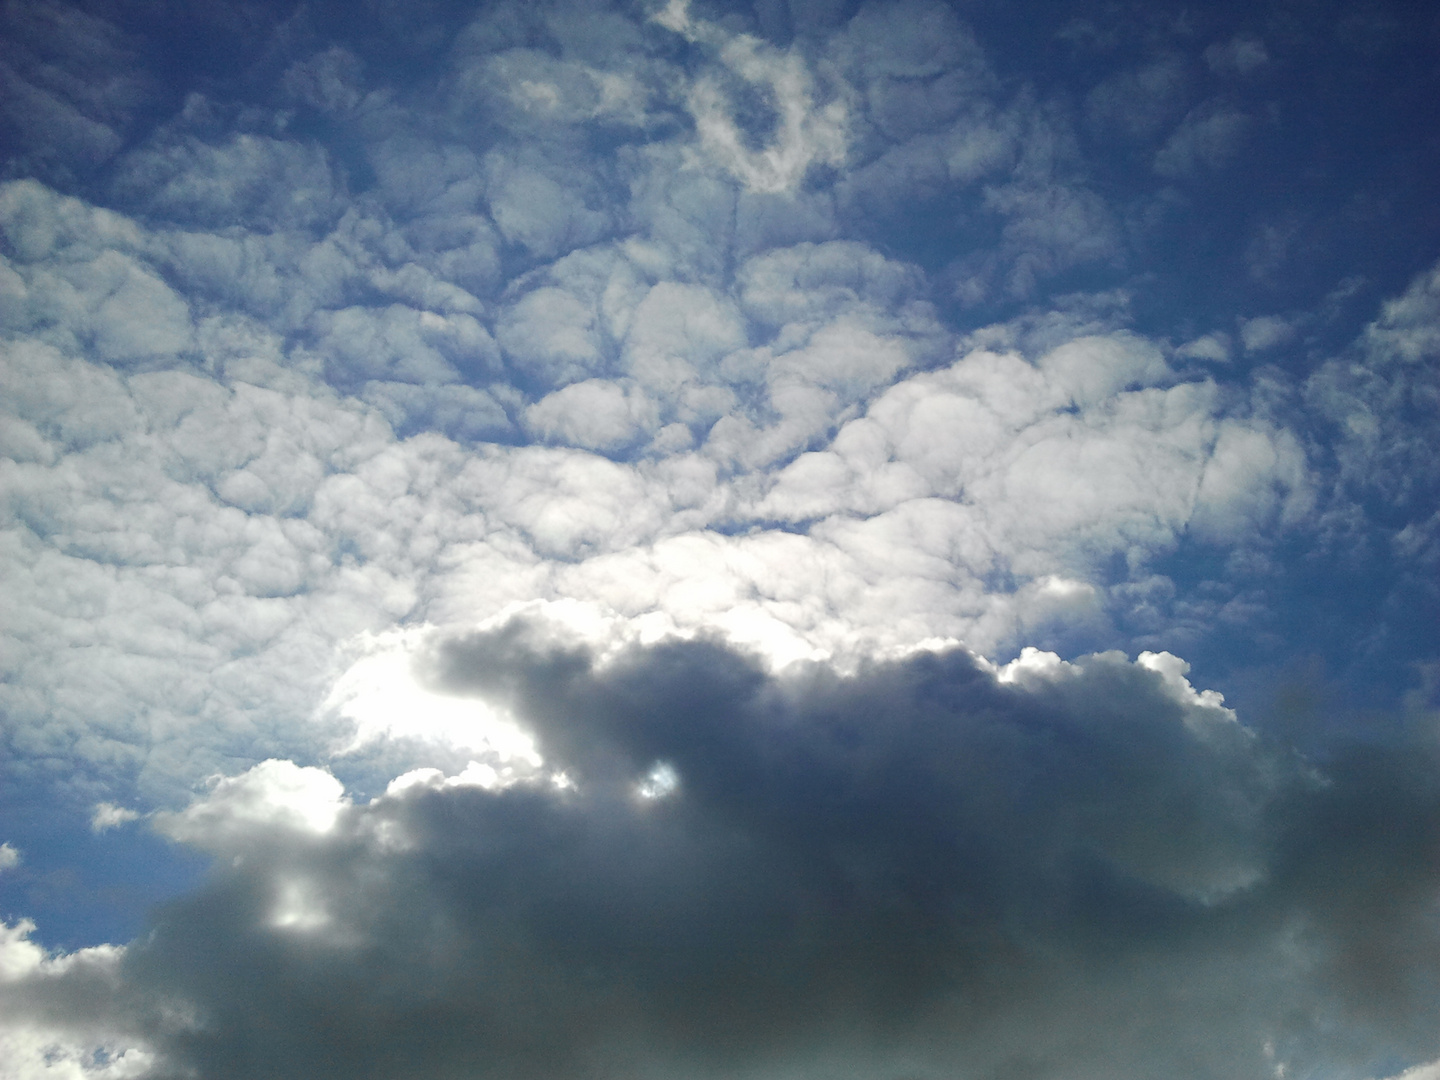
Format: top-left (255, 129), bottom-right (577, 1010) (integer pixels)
top-left (1, 0), bottom-right (1438, 1078)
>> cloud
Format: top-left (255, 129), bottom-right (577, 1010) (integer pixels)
top-left (113, 132), bottom-right (345, 233)
top-left (754, 331), bottom-right (1310, 572)
top-left (0, 919), bottom-right (148, 1080)
top-left (1085, 54), bottom-right (1189, 141)
top-left (1364, 259), bottom-right (1440, 364)
top-left (90, 805), bottom-right (141, 833)
top-left (153, 759), bottom-right (349, 848)
top-left (4, 624), bottom-right (1439, 1079)
top-left (1154, 102), bottom-right (1253, 178)
top-left (282, 48), bottom-right (365, 115)
top-left (0, 166), bottom-right (1341, 806)
top-left (1204, 35), bottom-right (1270, 78)
top-left (484, 154), bottom-right (613, 259)
top-left (0, 0), bottom-right (149, 179)
top-left (1305, 258), bottom-right (1440, 525)
top-left (661, 1), bottom-right (849, 194)
top-left (978, 181), bottom-right (1121, 299)
top-left (3, 3), bottom-right (1439, 1078)
top-left (526, 379), bottom-right (661, 451)
top-left (1176, 332), bottom-right (1232, 363)
top-left (1239, 314), bottom-right (1295, 353)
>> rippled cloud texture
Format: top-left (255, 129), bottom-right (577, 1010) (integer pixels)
top-left (2, 0), bottom-right (1439, 1077)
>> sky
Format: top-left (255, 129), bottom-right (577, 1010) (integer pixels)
top-left (0, 0), bottom-right (1438, 1076)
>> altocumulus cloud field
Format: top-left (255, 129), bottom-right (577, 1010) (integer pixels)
top-left (1, 0), bottom-right (1439, 1077)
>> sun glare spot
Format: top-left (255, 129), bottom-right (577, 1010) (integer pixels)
top-left (637, 762), bottom-right (680, 801)
top-left (270, 879), bottom-right (331, 933)
top-left (324, 630), bottom-right (541, 763)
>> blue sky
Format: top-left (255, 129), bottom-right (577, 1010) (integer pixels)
top-left (1, 0), bottom-right (1438, 1077)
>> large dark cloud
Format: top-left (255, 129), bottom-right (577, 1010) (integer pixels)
top-left (5, 621), bottom-right (1426, 1080)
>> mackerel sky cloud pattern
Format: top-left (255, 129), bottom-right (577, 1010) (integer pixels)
top-left (1, 1), bottom-right (1439, 1078)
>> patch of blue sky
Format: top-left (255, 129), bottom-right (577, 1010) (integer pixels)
top-left (0, 790), bottom-right (208, 951)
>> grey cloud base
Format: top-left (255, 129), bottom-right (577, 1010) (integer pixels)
top-left (10, 626), bottom-right (1439, 1080)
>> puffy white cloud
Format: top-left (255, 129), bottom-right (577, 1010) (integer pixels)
top-left (622, 280), bottom-right (748, 385)
top-left (312, 303), bottom-right (499, 387)
top-left (755, 333), bottom-right (1308, 573)
top-left (0, 183), bottom-right (192, 363)
top-left (497, 284), bottom-right (606, 386)
top-left (0, 176), bottom-right (1331, 807)
top-left (1175, 332), bottom-right (1232, 363)
top-left (485, 154), bottom-right (613, 260)
top-left (451, 45), bottom-right (656, 132)
top-left (90, 803), bottom-right (141, 832)
top-left (526, 379), bottom-right (660, 451)
top-left (154, 759), bottom-right (348, 848)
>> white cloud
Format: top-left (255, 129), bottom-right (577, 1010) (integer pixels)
top-left (0, 2), bottom-right (1422, 881)
top-left (1240, 314), bottom-right (1296, 353)
top-left (737, 239), bottom-right (924, 329)
top-left (90, 804), bottom-right (140, 832)
top-left (1176, 332), bottom-right (1232, 363)
top-left (154, 760), bottom-right (348, 848)
top-left (663, 6), bottom-right (848, 195)
top-left (525, 379), bottom-right (660, 451)
top-left (321, 625), bottom-right (539, 763)
top-left (0, 842), bottom-right (18, 871)
top-left (485, 156), bottom-right (611, 260)
top-left (0, 195), bottom-right (1327, 802)
top-left (312, 303), bottom-right (499, 386)
top-left (1364, 259), bottom-right (1440, 363)
top-left (753, 333), bottom-right (1295, 569)
top-left (622, 280), bottom-right (748, 387)
top-left (981, 181), bottom-right (1121, 297)
top-left (497, 285), bottom-right (606, 387)
top-left (1190, 422), bottom-right (1312, 540)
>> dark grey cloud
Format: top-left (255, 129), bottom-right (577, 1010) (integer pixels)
top-left (8, 622), bottom-right (1437, 1080)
